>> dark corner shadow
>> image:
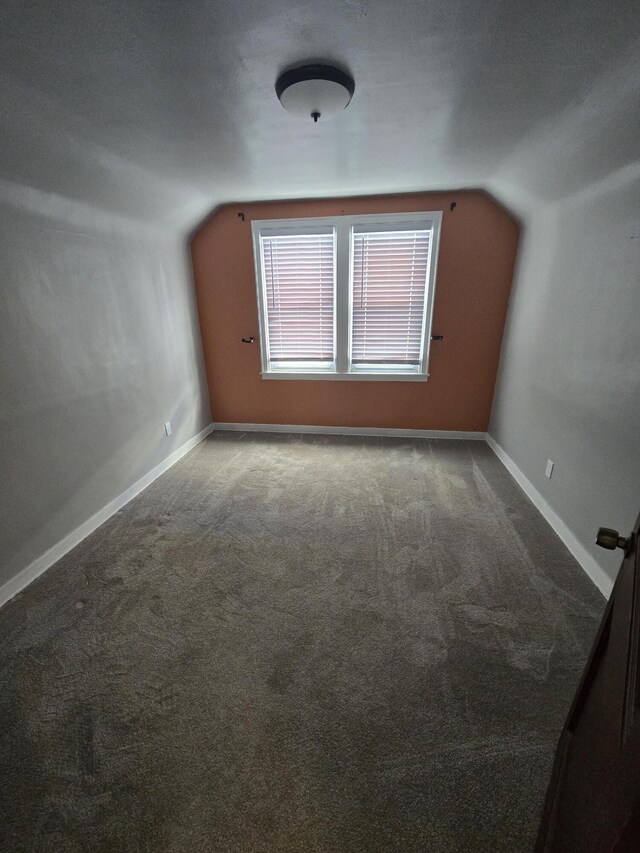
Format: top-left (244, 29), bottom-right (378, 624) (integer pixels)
top-left (442, 1), bottom-right (640, 185)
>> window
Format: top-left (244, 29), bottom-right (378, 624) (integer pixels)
top-left (252, 211), bottom-right (442, 381)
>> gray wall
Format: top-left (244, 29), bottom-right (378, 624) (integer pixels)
top-left (0, 182), bottom-right (211, 590)
top-left (490, 169), bottom-right (640, 586)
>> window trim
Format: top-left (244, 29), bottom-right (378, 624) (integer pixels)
top-left (251, 210), bottom-right (442, 381)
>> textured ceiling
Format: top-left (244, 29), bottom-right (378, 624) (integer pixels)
top-left (1, 0), bottom-right (639, 228)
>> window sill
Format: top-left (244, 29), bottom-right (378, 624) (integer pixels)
top-left (261, 371), bottom-right (429, 382)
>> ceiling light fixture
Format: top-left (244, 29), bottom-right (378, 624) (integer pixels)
top-left (275, 64), bottom-right (355, 122)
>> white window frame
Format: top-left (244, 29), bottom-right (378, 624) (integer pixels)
top-left (251, 210), bottom-right (442, 381)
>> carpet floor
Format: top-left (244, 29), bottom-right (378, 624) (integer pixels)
top-left (0, 433), bottom-right (605, 852)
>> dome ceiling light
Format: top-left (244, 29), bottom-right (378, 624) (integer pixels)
top-left (275, 64), bottom-right (355, 122)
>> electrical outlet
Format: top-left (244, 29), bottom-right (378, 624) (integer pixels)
top-left (545, 459), bottom-right (554, 479)
top-left (164, 421), bottom-right (172, 437)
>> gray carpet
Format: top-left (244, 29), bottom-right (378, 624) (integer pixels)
top-left (0, 433), bottom-right (604, 852)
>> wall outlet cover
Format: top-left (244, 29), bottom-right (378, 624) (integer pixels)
top-left (164, 421), bottom-right (172, 436)
top-left (545, 459), bottom-right (554, 479)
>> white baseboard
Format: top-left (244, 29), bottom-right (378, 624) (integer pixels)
top-left (212, 422), bottom-right (488, 441)
top-left (0, 423), bottom-right (215, 610)
top-left (486, 434), bottom-right (613, 598)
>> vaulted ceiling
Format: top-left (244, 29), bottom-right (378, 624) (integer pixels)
top-left (2, 0), bottom-right (639, 227)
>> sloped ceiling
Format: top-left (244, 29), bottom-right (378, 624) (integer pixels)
top-left (1, 0), bottom-right (639, 228)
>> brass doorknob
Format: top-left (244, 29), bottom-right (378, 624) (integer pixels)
top-left (596, 527), bottom-right (630, 551)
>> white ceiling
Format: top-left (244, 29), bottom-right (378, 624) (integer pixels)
top-left (1, 0), bottom-right (639, 228)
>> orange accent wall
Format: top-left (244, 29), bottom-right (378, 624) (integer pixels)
top-left (191, 191), bottom-right (519, 431)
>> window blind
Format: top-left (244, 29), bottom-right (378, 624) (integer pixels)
top-left (261, 231), bottom-right (335, 364)
top-left (351, 228), bottom-right (431, 366)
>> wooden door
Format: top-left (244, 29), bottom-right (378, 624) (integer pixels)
top-left (536, 515), bottom-right (640, 852)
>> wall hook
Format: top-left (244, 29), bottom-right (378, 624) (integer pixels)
top-left (241, 336), bottom-right (255, 344)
